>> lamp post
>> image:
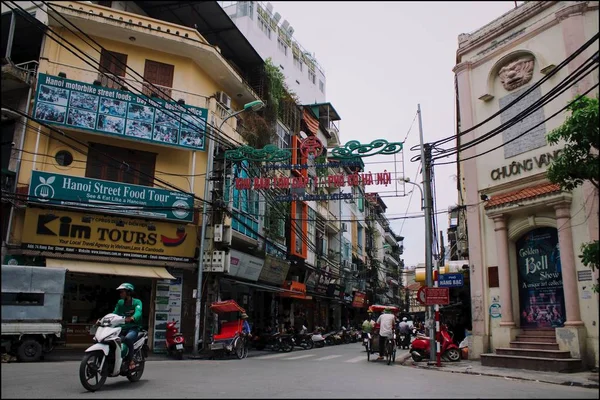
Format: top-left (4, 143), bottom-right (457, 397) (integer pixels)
top-left (401, 177), bottom-right (424, 211)
top-left (193, 99), bottom-right (265, 355)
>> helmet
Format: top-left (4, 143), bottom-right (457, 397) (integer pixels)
top-left (402, 317), bottom-right (408, 321)
top-left (116, 283), bottom-right (134, 292)
top-left (384, 307), bottom-right (391, 313)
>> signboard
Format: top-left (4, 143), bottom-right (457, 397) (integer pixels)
top-left (22, 208), bottom-right (197, 262)
top-left (417, 287), bottom-right (450, 306)
top-left (153, 271), bottom-right (183, 353)
top-left (28, 171), bottom-right (194, 223)
top-left (227, 249), bottom-right (264, 282)
top-left (438, 273), bottom-right (464, 288)
top-left (517, 227), bottom-right (565, 328)
top-left (258, 255), bottom-right (290, 285)
top-left (489, 303), bottom-right (502, 318)
top-left (352, 292), bottom-right (366, 308)
top-left (33, 73), bottom-right (207, 151)
top-left (280, 281), bottom-right (307, 299)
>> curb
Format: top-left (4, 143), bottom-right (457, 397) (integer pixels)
top-left (410, 363), bottom-right (599, 389)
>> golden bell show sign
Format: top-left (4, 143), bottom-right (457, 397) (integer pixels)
top-left (22, 208), bottom-right (197, 262)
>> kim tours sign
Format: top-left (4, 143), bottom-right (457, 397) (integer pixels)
top-left (28, 171), bottom-right (194, 223)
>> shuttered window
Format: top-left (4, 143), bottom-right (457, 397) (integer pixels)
top-left (142, 59), bottom-right (174, 100)
top-left (98, 49), bottom-right (127, 89)
top-left (86, 143), bottom-right (157, 187)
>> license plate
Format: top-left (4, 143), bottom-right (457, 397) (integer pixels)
top-left (176, 344), bottom-right (183, 350)
top-left (210, 343), bottom-right (224, 350)
top-left (363, 339), bottom-right (368, 343)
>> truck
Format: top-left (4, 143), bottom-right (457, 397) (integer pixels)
top-left (1, 265), bottom-right (66, 362)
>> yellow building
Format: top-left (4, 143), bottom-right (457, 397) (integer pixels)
top-left (2, 1), bottom-right (260, 351)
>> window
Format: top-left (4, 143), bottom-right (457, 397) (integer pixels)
top-left (258, 16), bottom-right (271, 39)
top-left (142, 59), bottom-right (174, 100)
top-left (1, 292), bottom-right (45, 306)
top-left (238, 1), bottom-right (254, 19)
top-left (275, 122), bottom-right (290, 149)
top-left (357, 226), bottom-right (364, 255)
top-left (277, 38), bottom-right (288, 56)
top-left (319, 80), bottom-right (324, 93)
top-left (293, 55), bottom-right (303, 71)
top-left (55, 150), bottom-right (73, 167)
top-left (86, 143), bottom-right (157, 187)
top-left (98, 49), bottom-right (127, 89)
top-left (308, 70), bottom-right (316, 85)
top-left (97, 1), bottom-right (112, 7)
top-left (308, 208), bottom-right (316, 254)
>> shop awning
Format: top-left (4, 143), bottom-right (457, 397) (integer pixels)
top-left (45, 259), bottom-right (175, 279)
top-left (223, 277), bottom-right (313, 300)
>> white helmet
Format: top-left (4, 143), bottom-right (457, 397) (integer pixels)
top-left (402, 317), bottom-right (408, 321)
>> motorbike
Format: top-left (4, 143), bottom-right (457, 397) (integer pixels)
top-left (252, 331), bottom-right (293, 352)
top-left (311, 328), bottom-right (326, 348)
top-left (339, 327), bottom-right (352, 344)
top-left (351, 328), bottom-right (361, 343)
top-left (80, 313), bottom-right (149, 392)
top-left (410, 323), bottom-right (461, 362)
top-left (362, 331), bottom-right (372, 352)
top-left (165, 320), bottom-right (185, 359)
top-left (290, 326), bottom-right (314, 350)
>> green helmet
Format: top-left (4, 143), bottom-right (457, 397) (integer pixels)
top-left (116, 283), bottom-right (134, 292)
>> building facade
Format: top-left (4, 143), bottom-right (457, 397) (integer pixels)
top-left (454, 1), bottom-right (599, 368)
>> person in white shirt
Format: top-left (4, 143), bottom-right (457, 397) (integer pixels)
top-left (376, 307), bottom-right (396, 360)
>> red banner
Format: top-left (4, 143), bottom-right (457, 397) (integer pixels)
top-left (352, 292), bottom-right (367, 308)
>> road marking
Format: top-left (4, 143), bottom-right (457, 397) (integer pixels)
top-left (345, 355), bottom-right (366, 363)
top-left (315, 355), bottom-right (343, 361)
top-left (284, 354), bottom-right (316, 360)
top-left (253, 353), bottom-right (289, 360)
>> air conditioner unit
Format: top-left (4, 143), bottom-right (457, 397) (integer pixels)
top-left (216, 91), bottom-right (231, 109)
top-left (213, 224), bottom-right (223, 242)
top-left (341, 222), bottom-right (348, 232)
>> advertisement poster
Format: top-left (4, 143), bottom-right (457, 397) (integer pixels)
top-left (153, 271), bottom-right (183, 353)
top-left (228, 250), bottom-right (264, 281)
top-left (33, 73), bottom-right (207, 151)
top-left (517, 227), bottom-right (565, 328)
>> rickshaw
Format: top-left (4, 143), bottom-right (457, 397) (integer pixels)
top-left (208, 300), bottom-right (249, 359)
top-left (366, 304), bottom-right (399, 365)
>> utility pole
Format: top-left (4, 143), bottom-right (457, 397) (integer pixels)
top-left (417, 104), bottom-right (437, 364)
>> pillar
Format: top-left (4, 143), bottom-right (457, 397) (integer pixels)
top-left (492, 215), bottom-right (515, 326)
top-left (553, 202), bottom-right (583, 325)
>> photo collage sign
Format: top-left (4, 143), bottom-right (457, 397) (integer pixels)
top-left (33, 73), bottom-right (207, 151)
top-left (153, 271), bottom-right (183, 353)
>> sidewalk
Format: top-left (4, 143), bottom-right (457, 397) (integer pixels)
top-left (402, 357), bottom-right (599, 389)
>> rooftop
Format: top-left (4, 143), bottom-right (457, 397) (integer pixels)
top-left (484, 182), bottom-right (561, 209)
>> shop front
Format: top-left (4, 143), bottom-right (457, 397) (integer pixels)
top-left (18, 207), bottom-right (197, 350)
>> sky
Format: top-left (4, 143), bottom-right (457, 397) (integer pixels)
top-left (270, 1), bottom-right (521, 268)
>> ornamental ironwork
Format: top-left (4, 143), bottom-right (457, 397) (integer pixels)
top-left (330, 139), bottom-right (403, 159)
top-left (224, 144), bottom-right (291, 163)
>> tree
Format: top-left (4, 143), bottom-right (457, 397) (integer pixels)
top-left (547, 95), bottom-right (599, 292)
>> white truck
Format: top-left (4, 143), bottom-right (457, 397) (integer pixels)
top-left (1, 265), bottom-right (66, 362)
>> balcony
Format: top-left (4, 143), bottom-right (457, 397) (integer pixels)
top-left (384, 254), bottom-right (399, 268)
top-left (384, 231), bottom-right (396, 247)
top-left (47, 1), bottom-right (260, 104)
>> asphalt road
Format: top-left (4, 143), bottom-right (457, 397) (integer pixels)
top-left (1, 343), bottom-right (596, 399)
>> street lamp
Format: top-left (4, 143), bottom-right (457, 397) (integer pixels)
top-left (194, 99), bottom-right (266, 356)
top-left (401, 176), bottom-right (424, 211)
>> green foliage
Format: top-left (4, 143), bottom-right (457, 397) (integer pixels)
top-left (547, 96), bottom-right (599, 191)
top-left (547, 95), bottom-right (599, 293)
top-left (579, 240), bottom-right (599, 293)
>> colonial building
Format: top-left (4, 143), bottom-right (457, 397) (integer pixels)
top-left (454, 1), bottom-right (599, 370)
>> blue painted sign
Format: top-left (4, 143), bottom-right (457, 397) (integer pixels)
top-left (438, 273), bottom-right (464, 288)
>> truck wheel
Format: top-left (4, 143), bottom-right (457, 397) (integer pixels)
top-left (17, 339), bottom-right (43, 362)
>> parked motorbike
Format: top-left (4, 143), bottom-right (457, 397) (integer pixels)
top-left (80, 313), bottom-right (149, 392)
top-left (350, 327), bottom-right (361, 343)
top-left (322, 330), bottom-right (338, 346)
top-left (165, 320), bottom-right (185, 359)
top-left (252, 331), bottom-right (293, 352)
top-left (339, 327), bottom-right (352, 344)
top-left (289, 326), bottom-right (314, 350)
top-left (311, 328), bottom-right (326, 348)
top-left (410, 323), bottom-right (460, 362)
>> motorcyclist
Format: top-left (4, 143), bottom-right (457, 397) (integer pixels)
top-left (376, 307), bottom-right (396, 360)
top-left (113, 283), bottom-right (142, 371)
top-left (361, 311), bottom-right (375, 340)
top-left (398, 317), bottom-right (411, 349)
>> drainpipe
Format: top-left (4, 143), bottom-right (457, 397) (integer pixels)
top-left (31, 125), bottom-right (42, 171)
top-left (3, 84), bottom-right (34, 256)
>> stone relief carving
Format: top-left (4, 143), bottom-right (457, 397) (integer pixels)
top-left (498, 56), bottom-right (535, 91)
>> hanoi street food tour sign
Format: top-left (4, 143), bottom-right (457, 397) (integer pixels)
top-left (22, 208), bottom-right (197, 263)
top-left (28, 171), bottom-right (194, 223)
top-left (33, 73), bottom-right (208, 151)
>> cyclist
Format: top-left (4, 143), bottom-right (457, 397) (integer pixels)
top-left (376, 307), bottom-right (396, 360)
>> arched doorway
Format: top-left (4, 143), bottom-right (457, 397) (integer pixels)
top-left (516, 227), bottom-right (565, 328)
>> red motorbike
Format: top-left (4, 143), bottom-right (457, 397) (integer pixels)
top-left (410, 323), bottom-right (461, 362)
top-left (165, 320), bottom-right (185, 359)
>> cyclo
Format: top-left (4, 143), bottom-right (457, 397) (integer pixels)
top-left (365, 304), bottom-right (399, 365)
top-left (207, 300), bottom-right (249, 359)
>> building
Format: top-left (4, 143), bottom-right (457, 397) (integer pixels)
top-left (454, 1), bottom-right (599, 370)
top-left (220, 1), bottom-right (327, 104)
top-left (1, 0), bottom-right (260, 351)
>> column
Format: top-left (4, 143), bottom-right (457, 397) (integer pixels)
top-left (554, 202), bottom-right (584, 325)
top-left (493, 215), bottom-right (515, 326)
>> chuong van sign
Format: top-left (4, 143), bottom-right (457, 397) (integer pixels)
top-left (28, 171), bottom-right (194, 223)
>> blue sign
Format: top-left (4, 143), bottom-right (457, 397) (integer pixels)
top-left (438, 273), bottom-right (464, 288)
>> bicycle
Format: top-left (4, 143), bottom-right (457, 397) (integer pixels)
top-left (385, 334), bottom-right (396, 365)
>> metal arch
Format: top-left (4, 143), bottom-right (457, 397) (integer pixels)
top-left (330, 139), bottom-right (404, 159)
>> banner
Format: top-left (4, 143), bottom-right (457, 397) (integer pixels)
top-left (280, 281), bottom-right (307, 299)
top-left (517, 227), bottom-right (565, 328)
top-left (352, 292), bottom-right (366, 308)
top-left (33, 73), bottom-right (207, 151)
top-left (153, 271), bottom-right (183, 353)
top-left (227, 249), bottom-right (264, 281)
top-left (28, 171), bottom-right (194, 223)
top-left (259, 255), bottom-right (290, 285)
top-left (22, 208), bottom-right (197, 262)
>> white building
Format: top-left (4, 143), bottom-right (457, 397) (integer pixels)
top-left (219, 1), bottom-right (327, 104)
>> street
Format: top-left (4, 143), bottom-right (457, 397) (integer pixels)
top-left (1, 344), bottom-right (596, 399)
